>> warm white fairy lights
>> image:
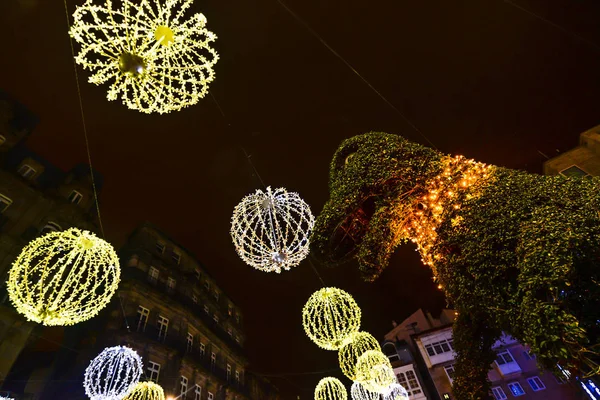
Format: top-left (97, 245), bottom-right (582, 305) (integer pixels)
top-left (302, 287), bottom-right (361, 350)
top-left (84, 346), bottom-right (143, 400)
top-left (350, 381), bottom-right (378, 400)
top-left (315, 377), bottom-right (347, 400)
top-left (231, 187), bottom-right (315, 273)
top-left (69, 0), bottom-right (219, 114)
top-left (0, 397), bottom-right (14, 400)
top-left (6, 228), bottom-right (120, 326)
top-left (339, 331), bottom-right (381, 380)
top-left (381, 384), bottom-right (409, 400)
top-left (123, 382), bottom-right (165, 400)
top-left (355, 350), bottom-right (396, 393)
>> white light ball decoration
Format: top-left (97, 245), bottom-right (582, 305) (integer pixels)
top-left (339, 331), bottom-right (381, 380)
top-left (69, 0), bottom-right (219, 114)
top-left (84, 346), bottom-right (143, 400)
top-left (123, 382), bottom-right (165, 400)
top-left (355, 350), bottom-right (396, 393)
top-left (315, 377), bottom-right (347, 400)
top-left (350, 381), bottom-right (378, 400)
top-left (0, 397), bottom-right (14, 400)
top-left (231, 187), bottom-right (315, 273)
top-left (303, 287), bottom-right (361, 350)
top-left (6, 228), bottom-right (121, 326)
top-left (381, 384), bottom-right (409, 400)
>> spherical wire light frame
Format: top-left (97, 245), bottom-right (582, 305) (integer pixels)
top-left (355, 350), bottom-right (396, 393)
top-left (315, 377), bottom-right (348, 400)
top-left (123, 382), bottom-right (165, 400)
top-left (231, 187), bottom-right (315, 273)
top-left (302, 287), bottom-right (361, 350)
top-left (84, 346), bottom-right (143, 400)
top-left (350, 381), bottom-right (379, 400)
top-left (6, 228), bottom-right (120, 326)
top-left (69, 0), bottom-right (219, 114)
top-left (339, 331), bottom-right (381, 380)
top-left (381, 383), bottom-right (409, 400)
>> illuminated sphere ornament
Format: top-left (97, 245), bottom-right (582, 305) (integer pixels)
top-left (381, 384), bottom-right (409, 400)
top-left (231, 187), bottom-right (315, 273)
top-left (84, 346), bottom-right (143, 400)
top-left (69, 0), bottom-right (219, 114)
top-left (355, 350), bottom-right (396, 393)
top-left (7, 228), bottom-right (120, 326)
top-left (302, 287), bottom-right (361, 350)
top-left (314, 377), bottom-right (347, 400)
top-left (339, 331), bottom-right (381, 380)
top-left (123, 382), bottom-right (165, 400)
top-left (350, 381), bottom-right (378, 400)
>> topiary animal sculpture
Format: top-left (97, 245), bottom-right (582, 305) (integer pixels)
top-left (311, 132), bottom-right (600, 399)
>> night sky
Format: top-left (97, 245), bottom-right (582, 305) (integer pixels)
top-left (2, 0), bottom-right (600, 398)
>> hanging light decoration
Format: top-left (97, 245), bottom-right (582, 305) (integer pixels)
top-left (355, 350), bottom-right (396, 393)
top-left (350, 381), bottom-right (378, 400)
top-left (339, 331), bottom-right (381, 380)
top-left (231, 187), bottom-right (315, 273)
top-left (381, 384), bottom-right (409, 400)
top-left (69, 0), bottom-right (219, 114)
top-left (314, 377), bottom-right (347, 400)
top-left (123, 382), bottom-right (165, 400)
top-left (302, 287), bottom-right (361, 350)
top-left (84, 346), bottom-right (143, 400)
top-left (6, 228), bottom-right (120, 326)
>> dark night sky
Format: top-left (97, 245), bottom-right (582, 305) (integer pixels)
top-left (2, 0), bottom-right (600, 398)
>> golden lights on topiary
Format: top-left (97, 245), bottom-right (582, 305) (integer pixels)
top-left (123, 382), bottom-right (165, 400)
top-left (355, 350), bottom-right (396, 393)
top-left (7, 228), bottom-right (120, 326)
top-left (69, 0), bottom-right (219, 114)
top-left (339, 331), bottom-right (381, 380)
top-left (302, 287), bottom-right (361, 350)
top-left (350, 381), bottom-right (378, 400)
top-left (315, 377), bottom-right (347, 400)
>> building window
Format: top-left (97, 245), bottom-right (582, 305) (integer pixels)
top-left (228, 304), bottom-right (233, 316)
top-left (204, 305), bottom-right (209, 314)
top-left (0, 135), bottom-right (6, 145)
top-left (405, 370), bottom-right (422, 394)
top-left (180, 376), bottom-right (188, 399)
top-left (68, 190), bottom-right (83, 204)
top-left (444, 364), bottom-right (455, 381)
top-left (147, 361), bottom-right (160, 382)
top-left (383, 342), bottom-right (400, 362)
top-left (0, 194), bottom-right (11, 212)
top-left (496, 351), bottom-right (516, 366)
top-left (507, 382), bottom-right (525, 396)
top-left (235, 335), bottom-right (241, 344)
top-left (195, 385), bottom-right (202, 400)
top-left (157, 315), bottom-right (169, 341)
top-left (156, 241), bottom-right (165, 254)
top-left (236, 314), bottom-right (240, 324)
top-left (195, 270), bottom-right (202, 280)
top-left (172, 251), bottom-right (181, 264)
top-left (560, 165), bottom-right (589, 178)
top-left (204, 280), bottom-right (210, 291)
top-left (522, 350), bottom-right (535, 360)
top-left (136, 306), bottom-right (149, 332)
top-left (41, 221), bottom-right (61, 235)
top-left (227, 327), bottom-right (232, 337)
top-left (18, 164), bottom-right (36, 179)
top-left (424, 339), bottom-right (453, 356)
top-left (213, 314), bottom-right (219, 324)
top-left (148, 267), bottom-right (159, 283)
top-left (186, 332), bottom-right (194, 352)
top-left (210, 352), bottom-right (216, 370)
top-left (227, 364), bottom-right (232, 381)
top-left (167, 277), bottom-right (176, 293)
top-left (527, 376), bottom-right (545, 391)
top-left (208, 392), bottom-right (214, 400)
top-left (236, 371), bottom-right (240, 385)
top-left (192, 294), bottom-right (198, 304)
top-left (491, 386), bottom-right (507, 400)
top-left (214, 290), bottom-right (219, 301)
top-left (200, 342), bottom-right (206, 357)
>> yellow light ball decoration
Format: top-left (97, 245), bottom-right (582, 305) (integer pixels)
top-left (69, 0), bottom-right (219, 114)
top-left (314, 377), bottom-right (347, 400)
top-left (339, 331), bottom-right (381, 380)
top-left (7, 228), bottom-right (120, 326)
top-left (123, 382), bottom-right (165, 400)
top-left (350, 381), bottom-right (379, 400)
top-left (355, 350), bottom-right (396, 393)
top-left (302, 287), bottom-right (361, 350)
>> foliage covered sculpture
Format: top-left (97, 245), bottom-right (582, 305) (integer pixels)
top-left (311, 132), bottom-right (600, 399)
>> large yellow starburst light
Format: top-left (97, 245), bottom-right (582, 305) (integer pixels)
top-left (69, 0), bottom-right (219, 114)
top-left (7, 228), bottom-right (120, 326)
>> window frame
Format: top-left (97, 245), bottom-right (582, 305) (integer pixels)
top-left (491, 386), bottom-right (507, 400)
top-left (0, 194), bottom-right (11, 213)
top-left (18, 164), bottom-right (36, 179)
top-left (167, 277), bottom-right (176, 293)
top-left (200, 342), bottom-right (206, 357)
top-left (148, 266), bottom-right (159, 283)
top-left (444, 364), bottom-right (455, 382)
top-left (186, 332), bottom-right (194, 352)
top-left (136, 305), bottom-right (150, 332)
top-left (147, 361), bottom-right (161, 383)
top-left (68, 190), bottom-right (83, 205)
top-left (194, 385), bottom-right (202, 400)
top-left (495, 350), bottom-right (516, 366)
top-left (41, 221), bottom-right (62, 234)
top-left (172, 250), bottom-right (181, 264)
top-left (157, 315), bottom-right (169, 341)
top-left (227, 364), bottom-right (232, 381)
top-left (526, 376), bottom-right (545, 392)
top-left (507, 382), bottom-right (525, 397)
top-left (208, 392), bottom-right (214, 400)
top-left (155, 241), bottom-right (165, 254)
top-left (180, 375), bottom-right (188, 398)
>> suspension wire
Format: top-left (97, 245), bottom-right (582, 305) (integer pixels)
top-left (118, 293), bottom-right (131, 332)
top-left (62, 0), bottom-right (106, 238)
top-left (308, 258), bottom-right (326, 287)
top-left (501, 0), bottom-right (600, 52)
top-left (273, 0), bottom-right (437, 150)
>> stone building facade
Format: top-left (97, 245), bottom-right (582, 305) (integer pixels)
top-left (543, 124), bottom-right (600, 176)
